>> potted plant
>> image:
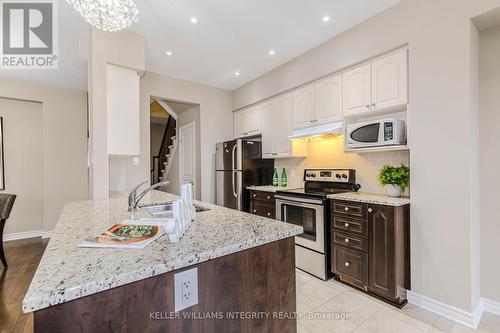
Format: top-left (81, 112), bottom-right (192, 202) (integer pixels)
top-left (378, 164), bottom-right (410, 197)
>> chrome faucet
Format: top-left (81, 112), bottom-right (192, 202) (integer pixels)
top-left (128, 180), bottom-right (170, 212)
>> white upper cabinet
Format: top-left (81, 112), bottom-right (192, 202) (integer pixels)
top-left (314, 75), bottom-right (343, 125)
top-left (261, 101), bottom-right (274, 158)
top-left (262, 93), bottom-right (307, 159)
top-left (233, 105), bottom-right (262, 138)
top-left (371, 49), bottom-right (408, 111)
top-left (275, 94), bottom-right (293, 155)
top-left (107, 64), bottom-right (140, 156)
top-left (342, 63), bottom-right (371, 116)
top-left (342, 48), bottom-right (408, 117)
top-left (292, 85), bottom-right (315, 129)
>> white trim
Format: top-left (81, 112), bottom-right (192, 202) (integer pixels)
top-left (3, 230), bottom-right (44, 242)
top-left (3, 230), bottom-right (53, 242)
top-left (178, 121), bottom-right (196, 196)
top-left (407, 291), bottom-right (481, 329)
top-left (41, 231), bottom-right (52, 239)
top-left (481, 297), bottom-right (500, 316)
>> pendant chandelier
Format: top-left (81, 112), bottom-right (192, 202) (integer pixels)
top-left (67, 0), bottom-right (139, 32)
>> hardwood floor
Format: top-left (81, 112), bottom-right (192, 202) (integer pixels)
top-left (0, 238), bottom-right (47, 333)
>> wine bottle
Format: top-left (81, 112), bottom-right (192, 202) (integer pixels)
top-left (272, 168), bottom-right (279, 186)
top-left (281, 168), bottom-right (287, 187)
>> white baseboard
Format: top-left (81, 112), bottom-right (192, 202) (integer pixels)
top-left (481, 297), bottom-right (500, 316)
top-left (408, 291), bottom-right (480, 329)
top-left (3, 230), bottom-right (52, 242)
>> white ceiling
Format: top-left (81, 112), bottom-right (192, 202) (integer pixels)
top-left (0, 0), bottom-right (403, 92)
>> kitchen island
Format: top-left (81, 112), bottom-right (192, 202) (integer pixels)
top-left (23, 191), bottom-right (302, 332)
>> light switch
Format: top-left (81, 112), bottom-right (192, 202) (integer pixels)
top-left (132, 156), bottom-right (140, 166)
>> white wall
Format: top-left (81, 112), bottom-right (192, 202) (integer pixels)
top-left (139, 72), bottom-right (233, 203)
top-left (0, 78), bottom-right (88, 233)
top-left (479, 26), bottom-right (500, 302)
top-left (0, 99), bottom-right (43, 235)
top-left (232, 0), bottom-right (500, 313)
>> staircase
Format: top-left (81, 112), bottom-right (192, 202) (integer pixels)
top-left (151, 116), bottom-right (177, 185)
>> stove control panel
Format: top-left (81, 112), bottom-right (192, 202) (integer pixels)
top-left (304, 169), bottom-right (353, 183)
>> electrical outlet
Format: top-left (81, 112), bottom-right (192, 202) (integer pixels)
top-left (174, 267), bottom-right (198, 312)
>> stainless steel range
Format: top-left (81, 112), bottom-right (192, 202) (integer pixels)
top-left (275, 169), bottom-right (360, 280)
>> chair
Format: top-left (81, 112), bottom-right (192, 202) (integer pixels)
top-left (0, 194), bottom-right (16, 268)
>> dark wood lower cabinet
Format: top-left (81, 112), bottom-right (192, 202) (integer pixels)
top-left (331, 200), bottom-right (410, 308)
top-left (249, 190), bottom-right (276, 219)
top-left (34, 238), bottom-right (297, 333)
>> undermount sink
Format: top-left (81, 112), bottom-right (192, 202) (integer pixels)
top-left (139, 202), bottom-right (173, 217)
top-left (139, 201), bottom-right (210, 217)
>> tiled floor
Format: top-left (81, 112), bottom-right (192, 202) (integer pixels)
top-left (295, 269), bottom-right (500, 333)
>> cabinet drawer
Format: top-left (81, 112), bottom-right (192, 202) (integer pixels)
top-left (332, 231), bottom-right (368, 253)
top-left (332, 200), bottom-right (367, 219)
top-left (249, 190), bottom-right (275, 203)
top-left (249, 201), bottom-right (275, 219)
top-left (332, 215), bottom-right (368, 237)
top-left (332, 245), bottom-right (368, 289)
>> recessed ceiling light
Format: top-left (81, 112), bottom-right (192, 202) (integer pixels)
top-left (190, 17), bottom-right (198, 24)
top-left (269, 50), bottom-right (276, 55)
top-left (322, 16), bottom-right (331, 22)
top-left (234, 71), bottom-right (240, 76)
top-left (166, 51), bottom-right (173, 56)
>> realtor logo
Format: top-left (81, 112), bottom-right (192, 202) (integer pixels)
top-left (1, 0), bottom-right (58, 69)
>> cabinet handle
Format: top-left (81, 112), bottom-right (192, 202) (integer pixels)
top-left (344, 207), bottom-right (349, 212)
top-left (253, 209), bottom-right (257, 213)
top-left (368, 208), bottom-right (373, 213)
top-left (372, 103), bottom-right (376, 107)
top-left (344, 222), bottom-right (349, 227)
top-left (267, 212), bottom-right (271, 216)
top-left (344, 261), bottom-right (350, 267)
top-left (252, 194), bottom-right (256, 198)
top-left (267, 196), bottom-right (271, 199)
top-left (344, 238), bottom-right (350, 243)
top-left (365, 105), bottom-right (370, 108)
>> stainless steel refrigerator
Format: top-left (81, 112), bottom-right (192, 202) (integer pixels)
top-left (216, 139), bottom-right (274, 211)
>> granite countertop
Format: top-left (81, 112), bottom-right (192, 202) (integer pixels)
top-left (327, 192), bottom-right (410, 207)
top-left (23, 191), bottom-right (302, 313)
top-left (246, 185), bottom-right (302, 193)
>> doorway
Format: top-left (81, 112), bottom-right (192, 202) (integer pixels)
top-left (149, 97), bottom-right (201, 199)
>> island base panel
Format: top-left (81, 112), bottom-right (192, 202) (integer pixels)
top-left (34, 237), bottom-right (297, 333)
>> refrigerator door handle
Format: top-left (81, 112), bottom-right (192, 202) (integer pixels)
top-left (232, 171), bottom-right (238, 198)
top-left (231, 144), bottom-right (237, 171)
top-left (231, 144), bottom-right (238, 197)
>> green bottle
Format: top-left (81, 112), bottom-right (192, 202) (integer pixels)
top-left (281, 168), bottom-right (287, 188)
top-left (272, 168), bottom-right (279, 186)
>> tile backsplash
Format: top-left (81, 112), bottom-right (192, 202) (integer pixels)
top-left (274, 137), bottom-right (410, 195)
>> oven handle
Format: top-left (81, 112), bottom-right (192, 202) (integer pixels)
top-left (274, 195), bottom-right (324, 205)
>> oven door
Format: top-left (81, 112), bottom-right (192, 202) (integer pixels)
top-left (275, 195), bottom-right (325, 254)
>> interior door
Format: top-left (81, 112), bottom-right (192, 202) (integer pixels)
top-left (292, 85), bottom-right (315, 130)
top-left (315, 75), bottom-right (343, 125)
top-left (342, 63), bottom-right (371, 116)
top-left (179, 121), bottom-right (196, 195)
top-left (371, 49), bottom-right (408, 111)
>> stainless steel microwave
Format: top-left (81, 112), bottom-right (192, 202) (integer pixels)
top-left (346, 118), bottom-right (406, 148)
